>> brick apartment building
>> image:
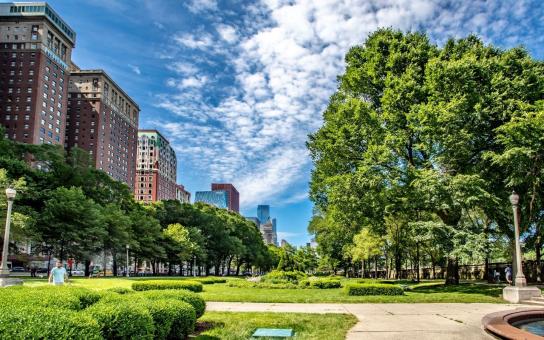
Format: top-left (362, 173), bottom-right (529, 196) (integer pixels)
top-left (0, 2), bottom-right (75, 145)
top-left (66, 69), bottom-right (139, 189)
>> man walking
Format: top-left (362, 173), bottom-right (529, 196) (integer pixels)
top-left (49, 261), bottom-right (69, 285)
top-left (505, 266), bottom-right (512, 285)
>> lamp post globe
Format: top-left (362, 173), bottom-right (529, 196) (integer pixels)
top-left (509, 191), bottom-right (520, 206)
top-left (5, 188), bottom-right (16, 200)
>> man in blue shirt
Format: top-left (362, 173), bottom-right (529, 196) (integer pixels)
top-left (48, 261), bottom-right (68, 285)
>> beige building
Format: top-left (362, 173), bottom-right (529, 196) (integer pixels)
top-left (66, 69), bottom-right (139, 189)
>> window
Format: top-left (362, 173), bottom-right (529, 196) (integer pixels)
top-left (27, 88), bottom-right (32, 93)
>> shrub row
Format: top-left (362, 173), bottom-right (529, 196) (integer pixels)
top-left (344, 283), bottom-right (404, 296)
top-left (299, 278), bottom-right (341, 289)
top-left (132, 280), bottom-right (203, 292)
top-left (196, 277), bottom-right (227, 284)
top-left (0, 286), bottom-right (206, 340)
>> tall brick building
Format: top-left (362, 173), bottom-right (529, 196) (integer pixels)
top-left (66, 69), bottom-right (139, 189)
top-left (0, 2), bottom-right (75, 145)
top-left (135, 130), bottom-right (177, 203)
top-left (211, 183), bottom-right (239, 212)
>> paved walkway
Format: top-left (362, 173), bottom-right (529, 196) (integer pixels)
top-left (206, 302), bottom-right (529, 339)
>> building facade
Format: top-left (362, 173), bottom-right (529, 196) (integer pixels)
top-left (253, 205), bottom-right (278, 246)
top-left (175, 183), bottom-right (190, 203)
top-left (211, 183), bottom-right (239, 212)
top-left (0, 2), bottom-right (75, 145)
top-left (134, 130), bottom-right (177, 203)
top-left (194, 190), bottom-right (228, 209)
top-left (66, 69), bottom-right (139, 189)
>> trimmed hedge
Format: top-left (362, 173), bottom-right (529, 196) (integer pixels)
top-left (0, 286), bottom-right (101, 310)
top-left (84, 300), bottom-right (155, 339)
top-left (197, 277), bottom-right (227, 284)
top-left (132, 280), bottom-right (203, 292)
top-left (344, 283), bottom-right (404, 296)
top-left (141, 289), bottom-right (206, 318)
top-left (143, 299), bottom-right (196, 339)
top-left (306, 279), bottom-right (341, 289)
top-left (0, 305), bottom-right (101, 340)
top-left (106, 287), bottom-right (134, 294)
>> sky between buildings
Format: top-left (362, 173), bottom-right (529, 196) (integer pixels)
top-left (15, 0), bottom-right (544, 246)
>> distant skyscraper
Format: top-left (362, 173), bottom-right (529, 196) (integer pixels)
top-left (175, 184), bottom-right (190, 203)
top-left (211, 183), bottom-right (239, 212)
top-left (257, 205), bottom-right (270, 224)
top-left (195, 190), bottom-right (228, 209)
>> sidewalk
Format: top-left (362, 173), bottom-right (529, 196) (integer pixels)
top-left (206, 302), bottom-right (527, 339)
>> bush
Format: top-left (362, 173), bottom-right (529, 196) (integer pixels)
top-left (344, 283), bottom-right (404, 296)
top-left (84, 300), bottom-right (155, 339)
top-left (227, 279), bottom-right (299, 289)
top-left (143, 299), bottom-right (196, 339)
top-left (0, 305), bottom-right (101, 340)
top-left (197, 277), bottom-right (227, 284)
top-left (132, 280), bottom-right (203, 292)
top-left (106, 287), bottom-right (134, 294)
top-left (308, 279), bottom-right (341, 289)
top-left (262, 270), bottom-right (307, 283)
top-left (141, 290), bottom-right (206, 318)
top-left (0, 286), bottom-right (100, 310)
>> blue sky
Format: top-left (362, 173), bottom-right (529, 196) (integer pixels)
top-left (19, 0), bottom-right (544, 246)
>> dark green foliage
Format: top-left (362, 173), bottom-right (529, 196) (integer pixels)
top-left (0, 305), bottom-right (102, 340)
top-left (141, 299), bottom-right (196, 340)
top-left (344, 283), bottom-right (404, 296)
top-left (84, 300), bottom-right (155, 339)
top-left (300, 278), bottom-right (342, 289)
top-left (0, 286), bottom-right (101, 310)
top-left (132, 280), bottom-right (203, 292)
top-left (141, 289), bottom-right (206, 318)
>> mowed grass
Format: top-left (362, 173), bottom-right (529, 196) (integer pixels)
top-left (21, 277), bottom-right (507, 303)
top-left (193, 312), bottom-right (357, 340)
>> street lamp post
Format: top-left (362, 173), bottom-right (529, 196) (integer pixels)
top-left (510, 191), bottom-right (527, 287)
top-left (502, 191), bottom-right (541, 302)
top-left (0, 188), bottom-right (16, 278)
top-left (126, 244), bottom-right (130, 278)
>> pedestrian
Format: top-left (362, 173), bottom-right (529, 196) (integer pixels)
top-left (494, 269), bottom-right (500, 284)
top-left (505, 266), bottom-right (512, 285)
top-left (30, 266), bottom-right (36, 277)
top-left (48, 261), bottom-right (69, 286)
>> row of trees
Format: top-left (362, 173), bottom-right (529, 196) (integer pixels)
top-left (0, 130), bottom-right (272, 276)
top-left (307, 29), bottom-right (544, 283)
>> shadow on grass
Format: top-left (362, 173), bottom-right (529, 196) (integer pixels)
top-left (191, 321), bottom-right (224, 339)
top-left (411, 283), bottom-right (502, 297)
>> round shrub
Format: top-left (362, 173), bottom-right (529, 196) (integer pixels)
top-left (344, 283), bottom-right (404, 296)
top-left (0, 305), bottom-right (101, 340)
top-left (141, 299), bottom-right (195, 339)
top-left (262, 270), bottom-right (307, 283)
top-left (132, 280), bottom-right (203, 292)
top-left (141, 289), bottom-right (206, 318)
top-left (84, 300), bottom-right (155, 339)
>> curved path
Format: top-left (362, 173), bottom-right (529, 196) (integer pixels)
top-left (206, 302), bottom-right (526, 339)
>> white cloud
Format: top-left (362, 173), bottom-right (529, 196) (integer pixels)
top-left (156, 0), bottom-right (542, 209)
top-left (185, 0), bottom-right (217, 13)
top-left (128, 64), bottom-right (141, 75)
top-left (217, 24), bottom-right (238, 43)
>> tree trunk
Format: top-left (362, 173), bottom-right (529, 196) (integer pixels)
top-left (47, 249), bottom-right (52, 276)
top-left (84, 259), bottom-right (91, 277)
top-left (536, 231), bottom-right (542, 282)
top-left (236, 261), bottom-right (241, 276)
top-left (112, 250), bottom-right (117, 277)
top-left (416, 243), bottom-right (420, 282)
top-left (395, 250), bottom-right (402, 279)
top-left (374, 255), bottom-right (378, 279)
top-left (445, 256), bottom-right (459, 285)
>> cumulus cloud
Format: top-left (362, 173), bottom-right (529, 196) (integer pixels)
top-left (155, 0), bottom-right (542, 209)
top-left (185, 0), bottom-right (218, 13)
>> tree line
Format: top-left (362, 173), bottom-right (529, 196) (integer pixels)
top-left (0, 131), bottom-right (273, 276)
top-left (307, 29), bottom-right (544, 283)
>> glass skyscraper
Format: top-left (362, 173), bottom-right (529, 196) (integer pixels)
top-left (195, 190), bottom-right (228, 209)
top-left (257, 205), bottom-right (270, 224)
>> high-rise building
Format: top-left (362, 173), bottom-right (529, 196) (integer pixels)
top-left (66, 69), bottom-right (139, 189)
top-left (134, 130), bottom-right (177, 203)
top-left (175, 183), bottom-right (190, 203)
top-left (194, 190), bottom-right (228, 209)
top-left (0, 2), bottom-right (75, 145)
top-left (257, 205), bottom-right (270, 224)
top-left (211, 183), bottom-right (239, 212)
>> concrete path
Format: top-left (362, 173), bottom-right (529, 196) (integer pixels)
top-left (206, 302), bottom-right (529, 339)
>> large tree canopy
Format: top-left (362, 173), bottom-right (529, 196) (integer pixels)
top-left (307, 29), bottom-right (544, 282)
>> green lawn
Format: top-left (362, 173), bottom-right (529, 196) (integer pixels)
top-left (20, 277), bottom-right (508, 303)
top-left (193, 312), bottom-right (357, 339)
